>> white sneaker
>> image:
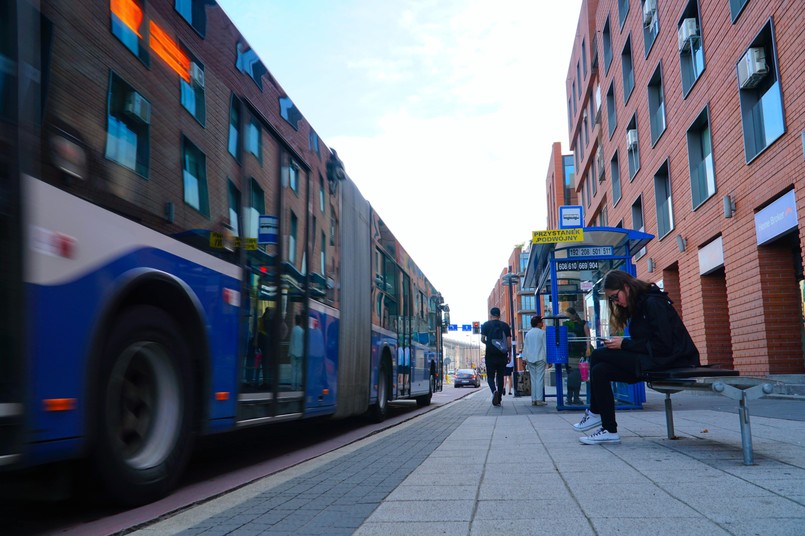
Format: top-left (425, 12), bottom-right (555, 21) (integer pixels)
top-left (572, 409), bottom-right (601, 432)
top-left (579, 427), bottom-right (621, 445)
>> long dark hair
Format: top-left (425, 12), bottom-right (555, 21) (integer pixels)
top-left (603, 270), bottom-right (653, 331)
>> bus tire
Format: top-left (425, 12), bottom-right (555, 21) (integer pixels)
top-left (369, 361), bottom-right (390, 422)
top-left (92, 305), bottom-right (195, 506)
top-left (416, 379), bottom-right (433, 407)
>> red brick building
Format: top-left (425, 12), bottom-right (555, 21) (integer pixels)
top-left (562, 0), bottom-right (804, 375)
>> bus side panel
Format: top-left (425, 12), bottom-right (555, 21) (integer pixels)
top-left (334, 180), bottom-right (372, 419)
top-left (24, 178), bottom-right (240, 458)
top-left (410, 341), bottom-right (429, 396)
top-left (304, 300), bottom-right (338, 413)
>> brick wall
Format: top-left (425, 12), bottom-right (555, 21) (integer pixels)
top-left (561, 0), bottom-right (805, 375)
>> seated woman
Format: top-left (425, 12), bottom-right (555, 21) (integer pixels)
top-left (573, 270), bottom-right (699, 445)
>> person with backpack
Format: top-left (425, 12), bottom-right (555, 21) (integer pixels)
top-left (572, 270), bottom-right (699, 445)
top-left (481, 307), bottom-right (511, 406)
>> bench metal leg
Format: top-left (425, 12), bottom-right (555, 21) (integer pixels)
top-left (664, 392), bottom-right (675, 439)
top-left (712, 381), bottom-right (773, 466)
top-left (739, 391), bottom-right (753, 465)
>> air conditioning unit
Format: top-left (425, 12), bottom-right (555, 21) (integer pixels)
top-left (677, 18), bottom-right (699, 52)
top-left (627, 129), bottom-right (639, 149)
top-left (190, 62), bottom-right (205, 89)
top-left (124, 92), bottom-right (151, 124)
top-left (737, 47), bottom-right (768, 89)
top-left (643, 0), bottom-right (657, 26)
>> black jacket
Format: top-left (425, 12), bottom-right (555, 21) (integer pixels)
top-left (620, 286), bottom-right (700, 371)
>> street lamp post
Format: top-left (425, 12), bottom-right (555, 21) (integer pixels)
top-left (502, 271), bottom-right (519, 396)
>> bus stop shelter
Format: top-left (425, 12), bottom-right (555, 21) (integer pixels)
top-left (522, 227), bottom-right (654, 411)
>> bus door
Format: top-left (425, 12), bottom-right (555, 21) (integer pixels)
top-left (398, 273), bottom-right (411, 397)
top-left (237, 251), bottom-right (282, 420)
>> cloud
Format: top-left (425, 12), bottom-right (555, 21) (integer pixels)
top-left (219, 0), bottom-right (582, 323)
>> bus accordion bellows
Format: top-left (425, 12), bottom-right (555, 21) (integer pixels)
top-left (0, 0), bottom-right (447, 506)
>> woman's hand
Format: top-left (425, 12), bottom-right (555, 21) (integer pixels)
top-left (603, 337), bottom-right (624, 350)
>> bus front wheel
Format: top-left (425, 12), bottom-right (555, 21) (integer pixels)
top-left (92, 305), bottom-right (195, 506)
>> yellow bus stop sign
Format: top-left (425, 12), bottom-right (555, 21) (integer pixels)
top-left (532, 228), bottom-right (584, 244)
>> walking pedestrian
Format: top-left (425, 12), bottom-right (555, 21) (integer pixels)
top-left (481, 307), bottom-right (511, 406)
top-left (522, 315), bottom-right (547, 406)
top-left (573, 270), bottom-right (700, 444)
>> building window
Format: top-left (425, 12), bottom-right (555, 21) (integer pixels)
top-left (320, 230), bottom-right (326, 276)
top-left (576, 63), bottom-right (581, 99)
top-left (309, 130), bottom-right (320, 156)
top-left (653, 161), bottom-right (673, 238)
top-left (567, 98), bottom-right (573, 131)
top-left (330, 212), bottom-right (336, 246)
top-left (571, 82), bottom-right (576, 116)
top-left (247, 178), bottom-right (264, 240)
top-left (585, 173), bottom-right (591, 208)
top-left (730, 0), bottom-right (750, 23)
top-left (581, 173), bottom-right (587, 208)
top-left (582, 40), bottom-right (587, 78)
top-left (602, 17), bottom-right (613, 75)
top-left (228, 95), bottom-right (239, 159)
top-left (227, 179), bottom-right (240, 237)
top-left (110, 0), bottom-right (149, 65)
top-left (280, 96), bottom-right (302, 129)
top-left (289, 212), bottom-right (298, 265)
top-left (246, 116), bottom-right (261, 163)
top-left (679, 3), bottom-right (705, 97)
top-left (618, 0), bottom-right (630, 29)
top-left (583, 114), bottom-right (589, 152)
top-left (182, 136), bottom-right (208, 216)
top-left (519, 254), bottom-right (529, 273)
top-left (288, 162), bottom-right (299, 193)
top-left (319, 175), bottom-right (326, 213)
top-left (647, 64), bottom-right (666, 145)
top-left (631, 196), bottom-right (646, 259)
top-left (642, 0), bottom-right (659, 56)
top-left (236, 41), bottom-right (267, 90)
top-left (622, 37), bottom-right (635, 103)
top-left (606, 83), bottom-right (617, 139)
top-left (687, 106), bottom-right (716, 209)
top-left (105, 73), bottom-right (150, 177)
top-left (738, 20), bottom-right (785, 163)
top-left (627, 115), bottom-right (640, 180)
top-left (175, 0), bottom-right (208, 37)
top-left (180, 51), bottom-right (205, 126)
top-left (611, 151), bottom-right (622, 205)
top-left (563, 155), bottom-right (575, 206)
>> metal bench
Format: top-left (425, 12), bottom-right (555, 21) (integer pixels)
top-left (642, 367), bottom-right (775, 465)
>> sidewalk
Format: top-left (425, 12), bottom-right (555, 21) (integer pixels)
top-left (133, 388), bottom-right (805, 536)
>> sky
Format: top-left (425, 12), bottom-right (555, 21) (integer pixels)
top-left (217, 0), bottom-right (583, 332)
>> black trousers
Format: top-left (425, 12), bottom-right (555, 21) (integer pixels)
top-left (588, 348), bottom-right (642, 433)
top-left (485, 354), bottom-right (507, 395)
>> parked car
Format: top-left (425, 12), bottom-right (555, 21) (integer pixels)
top-left (453, 368), bottom-right (481, 388)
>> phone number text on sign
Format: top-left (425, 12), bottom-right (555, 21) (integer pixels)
top-left (556, 261), bottom-right (600, 271)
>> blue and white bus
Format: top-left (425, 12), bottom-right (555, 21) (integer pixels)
top-left (0, 0), bottom-right (447, 505)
